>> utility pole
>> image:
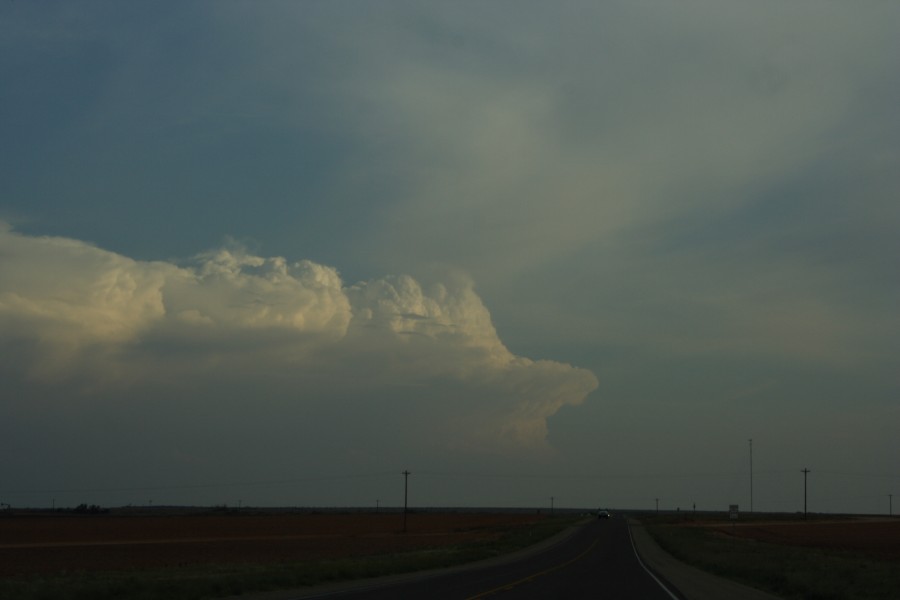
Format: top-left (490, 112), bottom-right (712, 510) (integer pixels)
top-left (402, 470), bottom-right (411, 533)
top-left (889, 494), bottom-right (893, 517)
top-left (550, 496), bottom-right (554, 515)
top-left (801, 468), bottom-right (810, 519)
top-left (749, 438), bottom-right (753, 513)
top-left (655, 498), bottom-right (659, 514)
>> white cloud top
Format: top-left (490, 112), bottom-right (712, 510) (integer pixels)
top-left (0, 225), bottom-right (597, 453)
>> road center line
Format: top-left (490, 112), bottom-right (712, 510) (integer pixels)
top-left (465, 537), bottom-right (600, 599)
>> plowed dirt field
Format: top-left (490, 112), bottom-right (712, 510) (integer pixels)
top-left (0, 512), bottom-right (546, 576)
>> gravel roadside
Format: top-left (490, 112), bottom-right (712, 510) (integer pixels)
top-left (627, 519), bottom-right (782, 600)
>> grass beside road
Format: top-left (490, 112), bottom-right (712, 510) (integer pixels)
top-left (0, 515), bottom-right (583, 600)
top-left (643, 515), bottom-right (900, 600)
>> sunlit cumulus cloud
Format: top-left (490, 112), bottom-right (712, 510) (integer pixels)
top-left (0, 224), bottom-right (598, 455)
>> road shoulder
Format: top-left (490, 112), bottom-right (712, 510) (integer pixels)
top-left (627, 519), bottom-right (782, 600)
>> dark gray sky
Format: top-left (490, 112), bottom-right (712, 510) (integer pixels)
top-left (1, 1), bottom-right (898, 514)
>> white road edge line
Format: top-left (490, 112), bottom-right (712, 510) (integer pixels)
top-left (627, 522), bottom-right (681, 600)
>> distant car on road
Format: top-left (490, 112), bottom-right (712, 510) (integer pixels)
top-left (597, 509), bottom-right (610, 519)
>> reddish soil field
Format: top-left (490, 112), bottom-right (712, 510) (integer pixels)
top-left (0, 512), bottom-right (545, 577)
top-left (708, 519), bottom-right (900, 561)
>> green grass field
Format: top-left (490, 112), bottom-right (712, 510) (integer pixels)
top-left (644, 515), bottom-right (900, 600)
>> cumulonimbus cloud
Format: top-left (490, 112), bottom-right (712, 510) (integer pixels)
top-left (0, 224), bottom-right (597, 453)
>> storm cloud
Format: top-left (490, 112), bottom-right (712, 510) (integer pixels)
top-left (0, 225), bottom-right (597, 464)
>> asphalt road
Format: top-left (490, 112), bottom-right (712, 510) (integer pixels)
top-left (300, 516), bottom-right (681, 600)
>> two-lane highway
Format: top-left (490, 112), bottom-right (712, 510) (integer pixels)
top-left (302, 516), bottom-right (681, 599)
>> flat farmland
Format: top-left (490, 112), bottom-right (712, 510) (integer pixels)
top-left (0, 512), bottom-right (548, 577)
top-left (709, 518), bottom-right (900, 561)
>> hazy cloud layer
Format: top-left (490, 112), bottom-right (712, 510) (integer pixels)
top-left (324, 2), bottom-right (900, 369)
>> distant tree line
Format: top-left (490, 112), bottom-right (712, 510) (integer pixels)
top-left (72, 503), bottom-right (109, 514)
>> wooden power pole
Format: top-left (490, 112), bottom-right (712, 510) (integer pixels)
top-left (801, 468), bottom-right (810, 519)
top-left (402, 470), bottom-right (411, 533)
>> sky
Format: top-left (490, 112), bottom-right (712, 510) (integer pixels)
top-left (1, 1), bottom-right (898, 515)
